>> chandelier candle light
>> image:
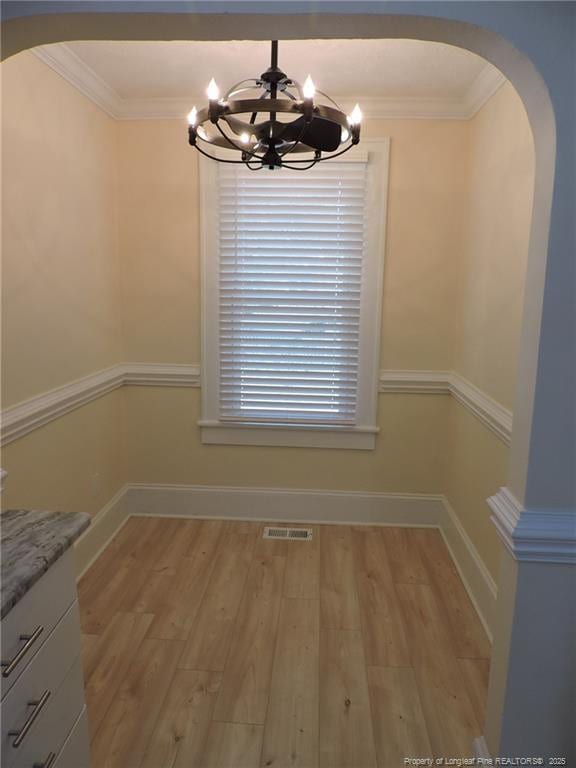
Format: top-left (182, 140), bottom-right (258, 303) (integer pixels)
top-left (186, 40), bottom-right (362, 170)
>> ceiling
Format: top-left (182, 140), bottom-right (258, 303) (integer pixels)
top-left (33, 39), bottom-right (506, 120)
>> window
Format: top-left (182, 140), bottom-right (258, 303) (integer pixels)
top-left (200, 139), bottom-right (389, 449)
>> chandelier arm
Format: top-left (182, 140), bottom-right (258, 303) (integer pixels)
top-left (279, 141), bottom-right (356, 164)
top-left (281, 160), bottom-right (319, 171)
top-left (193, 142), bottom-right (250, 164)
top-left (215, 122), bottom-right (264, 162)
top-left (312, 141), bottom-right (357, 162)
top-left (224, 79), bottom-right (261, 100)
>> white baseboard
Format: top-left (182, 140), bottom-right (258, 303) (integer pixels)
top-left (73, 484), bottom-right (130, 579)
top-left (125, 482), bottom-right (446, 527)
top-left (439, 497), bottom-right (497, 642)
top-left (76, 482), bottom-right (497, 638)
top-left (473, 735), bottom-right (491, 759)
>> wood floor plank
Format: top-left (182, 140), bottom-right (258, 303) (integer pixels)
top-left (77, 517), bottom-right (158, 609)
top-left (255, 522), bottom-right (289, 557)
top-left (80, 557), bottom-right (149, 634)
top-left (414, 529), bottom-right (491, 659)
top-left (132, 570), bottom-right (176, 614)
top-left (320, 526), bottom-right (361, 630)
top-left (213, 554), bottom-right (286, 725)
top-left (80, 518), bottom-right (491, 768)
top-left (458, 658), bottom-right (490, 731)
top-left (319, 628), bottom-right (377, 768)
top-left (261, 598), bottom-right (319, 768)
top-left (178, 528), bottom-right (256, 671)
top-left (184, 519), bottom-right (227, 559)
top-left (140, 669), bottom-right (222, 768)
top-left (352, 528), bottom-right (411, 667)
top-left (283, 525), bottom-right (320, 599)
top-left (380, 527), bottom-right (429, 584)
top-left (90, 638), bottom-right (184, 768)
top-left (367, 666), bottom-right (432, 766)
top-left (146, 553), bottom-right (216, 641)
top-left (84, 612), bottom-right (154, 740)
top-left (396, 583), bottom-right (480, 757)
top-left (148, 518), bottom-right (204, 572)
top-left (196, 723), bottom-right (263, 768)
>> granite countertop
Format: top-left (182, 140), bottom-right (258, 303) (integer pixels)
top-left (1, 509), bottom-right (90, 619)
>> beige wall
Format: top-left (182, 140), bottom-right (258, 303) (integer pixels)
top-left (1, 51), bottom-right (125, 514)
top-left (116, 116), bottom-right (466, 496)
top-left (455, 81), bottom-right (535, 410)
top-left (117, 118), bottom-right (467, 370)
top-left (124, 388), bottom-right (450, 494)
top-left (1, 51), bottom-right (122, 406)
top-left (446, 82), bottom-right (535, 580)
top-left (1, 390), bottom-right (125, 516)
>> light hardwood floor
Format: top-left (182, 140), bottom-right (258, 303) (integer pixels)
top-left (78, 517), bottom-right (491, 768)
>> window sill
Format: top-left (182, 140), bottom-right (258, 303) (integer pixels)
top-left (198, 421), bottom-right (378, 450)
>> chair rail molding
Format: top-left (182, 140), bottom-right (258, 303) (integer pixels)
top-left (488, 486), bottom-right (576, 564)
top-left (379, 370), bottom-right (512, 444)
top-left (1, 364), bottom-right (510, 446)
top-left (0, 363), bottom-right (200, 446)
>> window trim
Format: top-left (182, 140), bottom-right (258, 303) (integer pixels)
top-left (199, 138), bottom-right (390, 450)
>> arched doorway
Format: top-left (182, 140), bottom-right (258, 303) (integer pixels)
top-left (2, 3), bottom-right (574, 756)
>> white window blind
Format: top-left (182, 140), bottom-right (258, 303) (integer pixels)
top-left (217, 161), bottom-right (368, 426)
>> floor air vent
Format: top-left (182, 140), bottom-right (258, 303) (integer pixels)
top-left (263, 526), bottom-right (313, 541)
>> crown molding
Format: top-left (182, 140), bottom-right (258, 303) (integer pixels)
top-left (32, 43), bottom-right (123, 118)
top-left (464, 64), bottom-right (507, 117)
top-left (488, 487), bottom-right (576, 564)
top-left (31, 44), bottom-right (505, 121)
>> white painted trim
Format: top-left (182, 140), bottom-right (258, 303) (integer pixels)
top-left (449, 373), bottom-right (512, 445)
top-left (1, 363), bottom-right (200, 446)
top-left (1, 365), bottom-right (511, 446)
top-left (379, 369), bottom-right (452, 394)
top-left (199, 139), bottom-right (389, 450)
top-left (73, 484), bottom-right (130, 579)
top-left (440, 496), bottom-right (497, 641)
top-left (198, 422), bottom-right (377, 450)
top-left (473, 735), bottom-right (492, 760)
top-left (1, 365), bottom-right (126, 446)
top-left (31, 45), bottom-right (506, 122)
top-left (125, 482), bottom-right (446, 526)
top-left (122, 362), bottom-right (200, 387)
top-left (32, 43), bottom-right (123, 118)
top-left (379, 370), bottom-right (512, 444)
top-left (464, 65), bottom-right (507, 117)
top-left (488, 486), bottom-right (576, 564)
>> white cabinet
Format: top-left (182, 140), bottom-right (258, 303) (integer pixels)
top-left (1, 549), bottom-right (90, 767)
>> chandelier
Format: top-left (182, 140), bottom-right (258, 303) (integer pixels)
top-left (186, 40), bottom-right (362, 171)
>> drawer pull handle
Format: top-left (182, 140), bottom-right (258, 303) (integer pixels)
top-left (1, 625), bottom-right (44, 677)
top-left (8, 689), bottom-right (51, 748)
top-left (33, 751), bottom-right (57, 768)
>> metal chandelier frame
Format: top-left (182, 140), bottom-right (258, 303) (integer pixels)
top-left (187, 40), bottom-right (361, 170)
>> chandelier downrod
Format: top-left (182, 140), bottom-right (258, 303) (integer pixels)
top-left (186, 41), bottom-right (362, 170)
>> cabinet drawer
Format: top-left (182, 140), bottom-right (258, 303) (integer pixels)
top-left (1, 601), bottom-right (82, 768)
top-left (1, 550), bottom-right (76, 698)
top-left (5, 656), bottom-right (85, 768)
top-left (53, 708), bottom-right (90, 768)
